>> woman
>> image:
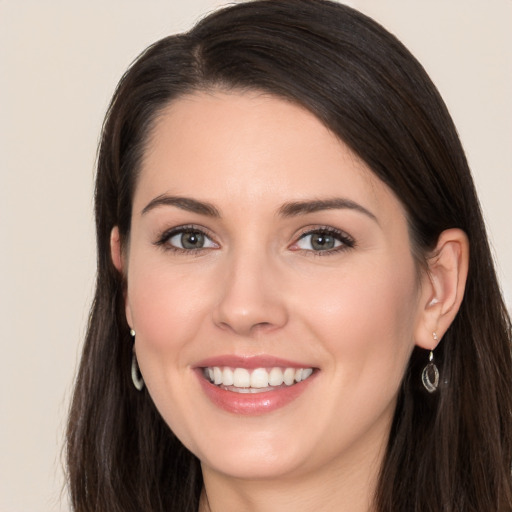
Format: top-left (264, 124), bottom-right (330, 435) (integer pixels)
top-left (66, 0), bottom-right (512, 510)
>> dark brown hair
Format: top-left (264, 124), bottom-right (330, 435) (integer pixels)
top-left (66, 1), bottom-right (512, 510)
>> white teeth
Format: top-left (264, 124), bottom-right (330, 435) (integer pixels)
top-left (213, 367), bottom-right (223, 385)
top-left (268, 367), bottom-right (284, 386)
top-left (250, 368), bottom-right (269, 388)
top-left (223, 367), bottom-right (234, 386)
top-left (302, 368), bottom-right (313, 380)
top-left (204, 365), bottom-right (314, 389)
top-left (283, 368), bottom-right (295, 386)
top-left (233, 368), bottom-right (251, 387)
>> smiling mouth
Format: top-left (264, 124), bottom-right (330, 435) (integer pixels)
top-left (202, 366), bottom-right (314, 393)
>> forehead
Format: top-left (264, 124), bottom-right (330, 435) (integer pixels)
top-left (135, 90), bottom-right (402, 223)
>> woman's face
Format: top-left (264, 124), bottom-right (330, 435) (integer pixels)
top-left (121, 91), bottom-right (430, 481)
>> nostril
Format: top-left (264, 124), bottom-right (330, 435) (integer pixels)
top-left (215, 320), bottom-right (275, 336)
top-left (252, 322), bottom-right (273, 331)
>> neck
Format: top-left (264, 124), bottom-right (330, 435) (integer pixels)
top-left (198, 434), bottom-right (385, 512)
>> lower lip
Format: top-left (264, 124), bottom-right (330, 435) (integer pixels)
top-left (196, 370), bottom-right (316, 415)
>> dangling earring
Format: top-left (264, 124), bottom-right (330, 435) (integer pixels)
top-left (422, 332), bottom-right (440, 393)
top-left (130, 329), bottom-right (144, 391)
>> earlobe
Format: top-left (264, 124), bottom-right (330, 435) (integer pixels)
top-left (110, 226), bottom-right (124, 273)
top-left (415, 228), bottom-right (469, 350)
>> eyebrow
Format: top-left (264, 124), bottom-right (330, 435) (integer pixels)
top-left (141, 194), bottom-right (221, 217)
top-left (141, 194), bottom-right (377, 223)
top-left (278, 198), bottom-right (378, 223)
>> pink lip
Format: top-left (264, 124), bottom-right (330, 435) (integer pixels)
top-left (194, 354), bottom-right (309, 370)
top-left (193, 355), bottom-right (318, 416)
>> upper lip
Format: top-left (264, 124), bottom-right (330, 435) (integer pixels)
top-left (194, 355), bottom-right (314, 369)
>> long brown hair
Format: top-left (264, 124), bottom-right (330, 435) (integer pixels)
top-left (66, 1), bottom-right (512, 510)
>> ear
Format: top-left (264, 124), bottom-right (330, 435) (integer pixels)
top-left (110, 226), bottom-right (124, 273)
top-left (414, 228), bottom-right (469, 350)
top-left (110, 226), bottom-right (134, 328)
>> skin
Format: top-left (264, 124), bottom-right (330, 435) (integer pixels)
top-left (111, 91), bottom-right (469, 512)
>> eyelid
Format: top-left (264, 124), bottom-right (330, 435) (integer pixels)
top-left (290, 225), bottom-right (355, 253)
top-left (153, 224), bottom-right (354, 255)
top-left (154, 224), bottom-right (219, 252)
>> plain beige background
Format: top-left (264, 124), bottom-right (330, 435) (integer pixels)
top-left (1, 1), bottom-right (510, 510)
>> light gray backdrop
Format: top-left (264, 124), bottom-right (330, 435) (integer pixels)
top-left (1, 1), bottom-right (510, 510)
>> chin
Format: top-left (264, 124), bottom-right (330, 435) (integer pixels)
top-left (199, 442), bottom-right (309, 481)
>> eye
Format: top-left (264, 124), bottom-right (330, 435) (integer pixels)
top-left (156, 226), bottom-right (218, 252)
top-left (293, 228), bottom-right (355, 253)
top-left (169, 230), bottom-right (213, 250)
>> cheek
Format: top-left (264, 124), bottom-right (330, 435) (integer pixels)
top-left (286, 254), bottom-right (420, 455)
top-left (297, 253), bottom-right (420, 384)
top-left (125, 255), bottom-right (219, 431)
top-left (127, 258), bottom-right (211, 350)
top-left (125, 259), bottom-right (213, 446)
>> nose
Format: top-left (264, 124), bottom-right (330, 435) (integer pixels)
top-left (212, 251), bottom-right (289, 337)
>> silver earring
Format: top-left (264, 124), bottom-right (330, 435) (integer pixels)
top-left (130, 329), bottom-right (144, 391)
top-left (422, 332), bottom-right (439, 393)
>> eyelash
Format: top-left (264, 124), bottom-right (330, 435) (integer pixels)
top-left (154, 225), bottom-right (355, 255)
top-left (154, 224), bottom-right (217, 255)
top-left (293, 226), bottom-right (355, 256)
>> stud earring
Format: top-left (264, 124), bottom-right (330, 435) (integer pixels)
top-left (421, 332), bottom-right (439, 393)
top-left (129, 329), bottom-right (144, 391)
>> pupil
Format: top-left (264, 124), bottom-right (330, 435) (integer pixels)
top-left (181, 231), bottom-right (204, 249)
top-left (312, 233), bottom-right (334, 250)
